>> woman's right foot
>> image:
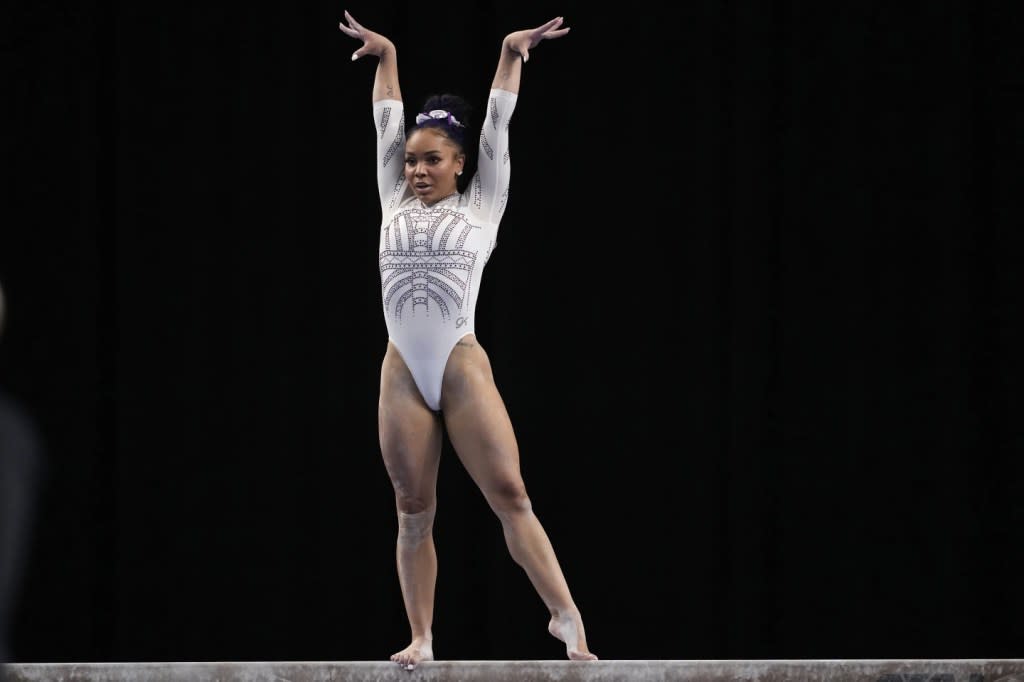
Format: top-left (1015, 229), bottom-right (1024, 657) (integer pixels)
top-left (549, 610), bottom-right (598, 661)
top-left (391, 637), bottom-right (434, 670)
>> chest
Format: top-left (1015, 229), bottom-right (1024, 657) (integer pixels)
top-left (381, 206), bottom-right (488, 255)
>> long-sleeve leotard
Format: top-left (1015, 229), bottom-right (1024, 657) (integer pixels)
top-left (374, 88), bottom-right (518, 411)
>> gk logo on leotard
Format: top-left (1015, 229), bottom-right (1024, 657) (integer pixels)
top-left (456, 316), bottom-right (469, 328)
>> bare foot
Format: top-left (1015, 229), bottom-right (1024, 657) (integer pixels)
top-left (390, 637), bottom-right (434, 671)
top-left (548, 610), bottom-right (598, 661)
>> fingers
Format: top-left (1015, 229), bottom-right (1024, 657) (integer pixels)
top-left (338, 22), bottom-right (358, 38)
top-left (344, 9), bottom-right (363, 30)
top-left (338, 13), bottom-right (364, 58)
top-left (532, 16), bottom-right (569, 44)
top-left (536, 16), bottom-right (564, 32)
top-left (339, 9), bottom-right (365, 37)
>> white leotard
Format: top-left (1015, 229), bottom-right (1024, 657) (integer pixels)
top-left (374, 88), bottom-right (517, 411)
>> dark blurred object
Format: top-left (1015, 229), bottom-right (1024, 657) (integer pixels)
top-left (0, 280), bottom-right (43, 667)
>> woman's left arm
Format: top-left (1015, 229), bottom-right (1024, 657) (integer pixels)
top-left (474, 17), bottom-right (570, 224)
top-left (490, 16), bottom-right (570, 94)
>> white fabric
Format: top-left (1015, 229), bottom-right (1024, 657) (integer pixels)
top-left (373, 89), bottom-right (517, 411)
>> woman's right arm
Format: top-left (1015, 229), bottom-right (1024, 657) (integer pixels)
top-left (339, 10), bottom-right (408, 212)
top-left (339, 9), bottom-right (401, 103)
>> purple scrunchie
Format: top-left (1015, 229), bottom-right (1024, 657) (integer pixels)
top-left (415, 109), bottom-right (465, 128)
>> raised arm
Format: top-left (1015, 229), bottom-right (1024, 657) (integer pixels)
top-left (339, 10), bottom-right (409, 213)
top-left (490, 16), bottom-right (570, 95)
top-left (339, 9), bottom-right (401, 103)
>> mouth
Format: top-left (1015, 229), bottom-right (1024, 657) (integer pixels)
top-left (414, 182), bottom-right (431, 193)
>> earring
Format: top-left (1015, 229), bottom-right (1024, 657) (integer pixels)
top-left (456, 170), bottom-right (463, 176)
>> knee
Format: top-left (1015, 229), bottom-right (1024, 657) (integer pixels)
top-left (383, 461), bottom-right (438, 512)
top-left (486, 480), bottom-right (532, 521)
top-left (394, 493), bottom-right (435, 516)
top-left (397, 500), bottom-right (436, 548)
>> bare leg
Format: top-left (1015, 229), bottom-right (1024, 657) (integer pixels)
top-left (440, 335), bottom-right (597, 661)
top-left (379, 342), bottom-right (444, 670)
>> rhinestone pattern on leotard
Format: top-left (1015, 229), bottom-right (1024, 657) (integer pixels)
top-left (379, 207), bottom-right (480, 323)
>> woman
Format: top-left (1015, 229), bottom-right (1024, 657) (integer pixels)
top-left (338, 9), bottom-right (597, 671)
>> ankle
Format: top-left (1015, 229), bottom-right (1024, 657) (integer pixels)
top-left (550, 606), bottom-right (580, 621)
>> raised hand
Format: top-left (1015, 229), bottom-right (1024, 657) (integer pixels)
top-left (502, 16), bottom-right (570, 63)
top-left (338, 9), bottom-right (394, 61)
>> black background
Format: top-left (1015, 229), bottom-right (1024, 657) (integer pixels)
top-left (2, 0), bottom-right (1022, 664)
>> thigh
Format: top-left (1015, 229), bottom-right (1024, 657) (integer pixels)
top-left (379, 342), bottom-right (444, 511)
top-left (440, 337), bottom-right (525, 500)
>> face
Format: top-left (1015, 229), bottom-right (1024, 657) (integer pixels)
top-left (405, 128), bottom-right (465, 206)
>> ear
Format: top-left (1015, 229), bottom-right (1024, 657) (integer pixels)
top-left (456, 153), bottom-right (466, 177)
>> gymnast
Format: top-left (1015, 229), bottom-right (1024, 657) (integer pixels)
top-left (338, 9), bottom-right (597, 671)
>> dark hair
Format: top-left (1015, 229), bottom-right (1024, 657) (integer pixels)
top-left (409, 93), bottom-right (476, 192)
top-left (411, 93), bottom-right (473, 149)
